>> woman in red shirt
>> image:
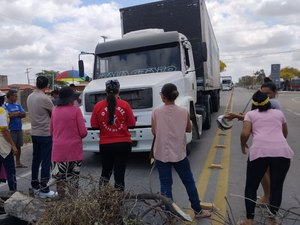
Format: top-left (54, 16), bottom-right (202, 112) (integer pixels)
top-left (91, 80), bottom-right (135, 191)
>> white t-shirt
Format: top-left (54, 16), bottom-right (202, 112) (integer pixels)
top-left (0, 106), bottom-right (11, 158)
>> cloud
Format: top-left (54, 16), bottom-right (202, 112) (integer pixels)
top-left (0, 0), bottom-right (121, 84)
top-left (206, 0), bottom-right (300, 81)
top-left (0, 0), bottom-right (299, 84)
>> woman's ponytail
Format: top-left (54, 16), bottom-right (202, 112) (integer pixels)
top-left (105, 80), bottom-right (120, 125)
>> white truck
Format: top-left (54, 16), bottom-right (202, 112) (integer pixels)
top-left (221, 76), bottom-right (233, 91)
top-left (79, 0), bottom-right (220, 153)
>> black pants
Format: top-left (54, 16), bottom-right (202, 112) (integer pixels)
top-left (245, 157), bottom-right (290, 219)
top-left (99, 142), bottom-right (131, 191)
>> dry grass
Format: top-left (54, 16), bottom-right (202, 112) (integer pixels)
top-left (36, 185), bottom-right (130, 225)
top-left (34, 176), bottom-right (187, 225)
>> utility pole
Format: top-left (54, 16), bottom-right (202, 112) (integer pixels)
top-left (25, 68), bottom-right (31, 85)
top-left (100, 35), bottom-right (108, 42)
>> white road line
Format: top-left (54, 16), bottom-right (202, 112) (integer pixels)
top-left (294, 112), bottom-right (300, 116)
top-left (285, 108), bottom-right (300, 117)
top-left (0, 171), bottom-right (32, 187)
top-left (292, 97), bottom-right (300, 103)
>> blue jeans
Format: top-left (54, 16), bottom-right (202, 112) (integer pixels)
top-left (0, 152), bottom-right (17, 191)
top-left (31, 136), bottom-right (52, 192)
top-left (156, 157), bottom-right (201, 213)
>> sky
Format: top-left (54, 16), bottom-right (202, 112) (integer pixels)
top-left (0, 0), bottom-right (300, 84)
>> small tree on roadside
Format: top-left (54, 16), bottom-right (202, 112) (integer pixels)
top-left (254, 69), bottom-right (266, 85)
top-left (280, 67), bottom-right (300, 80)
top-left (36, 70), bottom-right (67, 90)
top-left (220, 60), bottom-right (227, 73)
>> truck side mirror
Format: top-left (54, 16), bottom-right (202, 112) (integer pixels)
top-left (78, 60), bottom-right (84, 77)
top-left (201, 42), bottom-right (207, 62)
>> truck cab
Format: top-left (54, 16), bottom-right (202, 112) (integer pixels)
top-left (81, 29), bottom-right (202, 152)
top-left (221, 76), bottom-right (233, 91)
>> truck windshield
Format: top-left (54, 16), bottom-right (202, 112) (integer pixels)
top-left (222, 80), bottom-right (232, 84)
top-left (94, 43), bottom-right (181, 79)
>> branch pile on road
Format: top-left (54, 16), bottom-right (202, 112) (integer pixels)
top-left (35, 184), bottom-right (190, 225)
top-left (215, 196), bottom-right (300, 225)
top-left (2, 176), bottom-right (190, 225)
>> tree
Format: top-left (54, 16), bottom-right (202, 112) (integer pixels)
top-left (220, 60), bottom-right (227, 73)
top-left (238, 75), bottom-right (253, 87)
top-left (254, 69), bottom-right (266, 85)
top-left (280, 67), bottom-right (300, 80)
top-left (35, 70), bottom-right (66, 90)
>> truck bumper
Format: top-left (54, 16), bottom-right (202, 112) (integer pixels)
top-left (83, 127), bottom-right (153, 153)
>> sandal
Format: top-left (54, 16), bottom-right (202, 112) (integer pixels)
top-left (16, 164), bottom-right (28, 168)
top-left (194, 209), bottom-right (211, 219)
top-left (237, 219), bottom-right (253, 225)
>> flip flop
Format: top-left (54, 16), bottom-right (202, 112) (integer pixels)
top-left (237, 219), bottom-right (253, 225)
top-left (195, 209), bottom-right (211, 219)
top-left (16, 164), bottom-right (28, 168)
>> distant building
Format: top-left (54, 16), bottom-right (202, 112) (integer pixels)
top-left (0, 75), bottom-right (8, 87)
top-left (0, 84), bottom-right (35, 111)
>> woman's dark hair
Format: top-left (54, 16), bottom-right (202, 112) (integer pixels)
top-left (251, 90), bottom-right (272, 112)
top-left (57, 86), bottom-right (79, 106)
top-left (263, 77), bottom-right (272, 83)
top-left (0, 96), bottom-right (4, 106)
top-left (261, 81), bottom-right (277, 94)
top-left (105, 80), bottom-right (120, 125)
top-left (36, 76), bottom-right (49, 89)
top-left (161, 83), bottom-right (179, 101)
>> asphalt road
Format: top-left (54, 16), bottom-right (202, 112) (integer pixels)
top-left (1, 87), bottom-right (299, 224)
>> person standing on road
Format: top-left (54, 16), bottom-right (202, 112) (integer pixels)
top-left (151, 83), bottom-right (211, 219)
top-left (0, 91), bottom-right (18, 191)
top-left (50, 86), bottom-right (87, 197)
top-left (27, 76), bottom-right (56, 198)
top-left (239, 90), bottom-right (294, 225)
top-left (4, 89), bottom-right (27, 168)
top-left (50, 89), bottom-right (59, 106)
top-left (255, 81), bottom-right (282, 205)
top-left (225, 81), bottom-right (282, 205)
top-left (91, 79), bottom-right (136, 191)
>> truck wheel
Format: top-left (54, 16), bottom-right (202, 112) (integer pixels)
top-left (203, 95), bottom-right (212, 130)
top-left (211, 90), bottom-right (220, 112)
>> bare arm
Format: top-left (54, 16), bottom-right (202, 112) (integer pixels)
top-left (8, 111), bottom-right (26, 119)
top-left (225, 112), bottom-right (245, 121)
top-left (282, 123), bottom-right (288, 138)
top-left (240, 121), bottom-right (251, 154)
top-left (151, 117), bottom-right (156, 136)
top-left (1, 128), bottom-right (18, 155)
top-left (186, 113), bottom-right (192, 133)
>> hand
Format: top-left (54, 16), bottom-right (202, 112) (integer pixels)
top-left (241, 144), bottom-right (248, 155)
top-left (11, 145), bottom-right (18, 156)
top-left (224, 112), bottom-right (238, 121)
top-left (237, 112), bottom-right (245, 121)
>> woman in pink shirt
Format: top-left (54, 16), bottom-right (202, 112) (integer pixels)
top-left (50, 86), bottom-right (87, 197)
top-left (239, 90), bottom-right (294, 225)
top-left (151, 83), bottom-right (211, 219)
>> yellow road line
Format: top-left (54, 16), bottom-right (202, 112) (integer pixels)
top-left (212, 128), bottom-right (232, 222)
top-left (187, 91), bottom-right (234, 222)
top-left (196, 130), bottom-right (221, 198)
top-left (212, 92), bottom-right (234, 222)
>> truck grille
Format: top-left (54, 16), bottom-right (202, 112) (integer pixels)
top-left (85, 88), bottom-right (153, 112)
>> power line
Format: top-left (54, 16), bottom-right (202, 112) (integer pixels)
top-left (222, 48), bottom-right (300, 62)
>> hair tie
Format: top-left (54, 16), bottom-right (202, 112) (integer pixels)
top-left (252, 97), bottom-right (269, 106)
